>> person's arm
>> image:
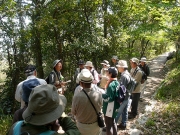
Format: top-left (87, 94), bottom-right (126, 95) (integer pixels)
top-left (102, 82), bottom-right (117, 102)
top-left (15, 83), bottom-right (23, 102)
top-left (93, 70), bottom-right (100, 84)
top-left (134, 70), bottom-right (142, 83)
top-left (119, 75), bottom-right (129, 88)
top-left (57, 117), bottom-right (81, 135)
top-left (146, 65), bottom-right (150, 76)
top-left (71, 95), bottom-right (77, 116)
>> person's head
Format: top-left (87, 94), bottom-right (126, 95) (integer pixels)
top-left (140, 57), bottom-right (146, 66)
top-left (107, 67), bottom-right (118, 78)
top-left (23, 84), bottom-right (67, 125)
top-left (100, 60), bottom-right (110, 69)
top-left (116, 60), bottom-right (128, 73)
top-left (130, 57), bottom-right (139, 68)
top-left (78, 59), bottom-right (85, 69)
top-left (78, 69), bottom-right (94, 88)
top-left (24, 65), bottom-right (37, 76)
top-left (84, 61), bottom-right (93, 71)
top-left (111, 56), bottom-right (118, 64)
top-left (53, 59), bottom-right (62, 72)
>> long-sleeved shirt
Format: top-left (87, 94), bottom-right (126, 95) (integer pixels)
top-left (130, 67), bottom-right (142, 93)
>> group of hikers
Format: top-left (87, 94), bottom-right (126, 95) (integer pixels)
top-left (8, 55), bottom-right (150, 135)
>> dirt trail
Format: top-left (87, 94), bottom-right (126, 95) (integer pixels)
top-left (116, 53), bottom-right (169, 135)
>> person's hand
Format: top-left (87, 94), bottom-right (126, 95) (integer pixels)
top-left (60, 81), bottom-right (66, 86)
top-left (47, 120), bottom-right (60, 131)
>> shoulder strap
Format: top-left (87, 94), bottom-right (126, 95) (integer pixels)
top-left (13, 121), bottom-right (23, 135)
top-left (40, 130), bottom-right (56, 135)
top-left (91, 69), bottom-right (95, 77)
top-left (132, 67), bottom-right (140, 77)
top-left (82, 89), bottom-right (98, 115)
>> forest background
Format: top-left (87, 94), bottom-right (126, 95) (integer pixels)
top-left (0, 0), bottom-right (180, 133)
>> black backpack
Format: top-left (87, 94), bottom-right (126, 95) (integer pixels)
top-left (116, 85), bottom-right (127, 103)
top-left (45, 71), bottom-right (56, 84)
top-left (134, 68), bottom-right (147, 84)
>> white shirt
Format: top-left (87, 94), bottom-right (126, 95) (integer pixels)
top-left (15, 75), bottom-right (47, 109)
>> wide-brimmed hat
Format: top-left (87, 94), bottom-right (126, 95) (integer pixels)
top-left (24, 65), bottom-right (36, 73)
top-left (140, 57), bottom-right (147, 62)
top-left (130, 57), bottom-right (139, 65)
top-left (78, 59), bottom-right (85, 65)
top-left (53, 59), bottom-right (62, 68)
top-left (78, 69), bottom-right (94, 83)
top-left (111, 56), bottom-right (118, 60)
top-left (116, 60), bottom-right (128, 68)
top-left (84, 61), bottom-right (93, 67)
top-left (100, 60), bottom-right (110, 67)
top-left (23, 84), bottom-right (67, 125)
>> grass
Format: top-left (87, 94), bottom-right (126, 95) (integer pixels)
top-left (142, 58), bottom-right (180, 134)
top-left (0, 113), bottom-right (12, 135)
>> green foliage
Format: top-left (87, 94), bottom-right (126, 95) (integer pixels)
top-left (145, 118), bottom-right (155, 127)
top-left (156, 59), bottom-right (180, 100)
top-left (0, 112), bottom-right (12, 135)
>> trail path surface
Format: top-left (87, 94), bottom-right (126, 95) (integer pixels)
top-left (102, 53), bottom-right (169, 135)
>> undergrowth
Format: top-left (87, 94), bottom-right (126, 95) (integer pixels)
top-left (142, 58), bottom-right (180, 134)
top-left (0, 111), bottom-right (12, 135)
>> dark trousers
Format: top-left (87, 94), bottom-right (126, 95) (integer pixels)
top-left (104, 116), bottom-right (117, 135)
top-left (131, 93), bottom-right (140, 116)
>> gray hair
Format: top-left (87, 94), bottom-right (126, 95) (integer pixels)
top-left (25, 70), bottom-right (36, 76)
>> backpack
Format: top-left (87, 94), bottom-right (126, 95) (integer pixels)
top-left (22, 79), bottom-right (40, 103)
top-left (116, 74), bottom-right (138, 103)
top-left (13, 121), bottom-right (56, 135)
top-left (116, 85), bottom-right (127, 103)
top-left (133, 68), bottom-right (147, 84)
top-left (45, 71), bottom-right (61, 84)
top-left (126, 75), bottom-right (138, 93)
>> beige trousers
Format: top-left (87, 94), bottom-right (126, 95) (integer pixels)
top-left (76, 121), bottom-right (101, 135)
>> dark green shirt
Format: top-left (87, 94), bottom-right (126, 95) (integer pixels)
top-left (7, 117), bottom-right (81, 135)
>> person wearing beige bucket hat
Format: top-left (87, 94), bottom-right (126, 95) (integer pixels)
top-left (84, 61), bottom-right (100, 85)
top-left (99, 60), bottom-right (110, 89)
top-left (115, 60), bottom-right (131, 130)
top-left (8, 84), bottom-right (81, 135)
top-left (128, 57), bottom-right (142, 119)
top-left (71, 69), bottom-right (103, 135)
